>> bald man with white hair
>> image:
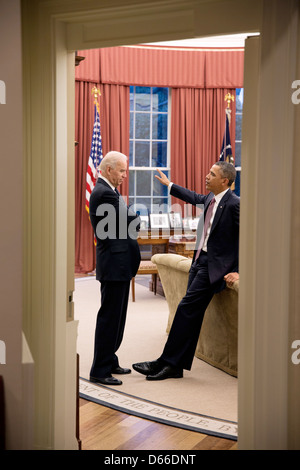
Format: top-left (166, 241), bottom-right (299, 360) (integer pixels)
top-left (89, 151), bottom-right (141, 385)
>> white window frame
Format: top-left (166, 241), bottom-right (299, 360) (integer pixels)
top-left (129, 86), bottom-right (171, 212)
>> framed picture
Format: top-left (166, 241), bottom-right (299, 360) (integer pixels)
top-left (182, 218), bottom-right (190, 229)
top-left (188, 218), bottom-right (199, 230)
top-left (150, 213), bottom-right (170, 229)
top-left (139, 215), bottom-right (149, 230)
top-left (169, 212), bottom-right (182, 229)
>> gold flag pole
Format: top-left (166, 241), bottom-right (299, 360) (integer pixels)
top-left (225, 92), bottom-right (234, 110)
top-left (91, 86), bottom-right (101, 178)
top-left (224, 93), bottom-right (235, 190)
top-left (224, 92), bottom-right (235, 163)
top-left (224, 92), bottom-right (234, 127)
top-left (92, 86), bottom-right (101, 113)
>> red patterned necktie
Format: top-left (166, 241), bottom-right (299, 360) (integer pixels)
top-left (194, 197), bottom-right (216, 261)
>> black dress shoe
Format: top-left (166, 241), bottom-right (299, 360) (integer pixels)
top-left (146, 365), bottom-right (183, 381)
top-left (132, 360), bottom-right (162, 376)
top-left (89, 375), bottom-right (122, 385)
top-left (112, 366), bottom-right (131, 375)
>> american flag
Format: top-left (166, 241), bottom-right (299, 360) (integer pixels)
top-left (85, 103), bottom-right (103, 213)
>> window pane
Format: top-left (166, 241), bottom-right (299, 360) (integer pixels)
top-left (153, 87), bottom-right (168, 112)
top-left (130, 111), bottom-right (134, 139)
top-left (129, 170), bottom-right (135, 195)
top-left (135, 197), bottom-right (151, 213)
top-left (135, 141), bottom-right (150, 166)
top-left (152, 197), bottom-right (169, 213)
top-left (152, 113), bottom-right (168, 140)
top-left (152, 141), bottom-right (167, 167)
top-left (135, 86), bottom-right (151, 111)
top-left (235, 114), bottom-right (242, 141)
top-left (130, 86), bottom-right (134, 111)
top-left (136, 170), bottom-right (151, 196)
top-left (235, 142), bottom-right (241, 167)
top-left (153, 170), bottom-right (169, 197)
top-left (236, 88), bottom-right (244, 113)
top-left (129, 141), bottom-right (133, 166)
top-left (129, 86), bottom-right (170, 209)
top-left (135, 113), bottom-right (150, 139)
top-left (130, 200), bottom-right (149, 216)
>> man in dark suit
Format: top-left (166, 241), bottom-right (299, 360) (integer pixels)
top-left (89, 151), bottom-right (141, 385)
top-left (133, 161), bottom-right (239, 381)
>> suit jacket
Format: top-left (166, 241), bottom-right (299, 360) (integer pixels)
top-left (171, 184), bottom-right (240, 288)
top-left (89, 178), bottom-right (141, 281)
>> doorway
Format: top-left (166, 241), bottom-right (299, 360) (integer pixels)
top-left (22, 0), bottom-right (263, 450)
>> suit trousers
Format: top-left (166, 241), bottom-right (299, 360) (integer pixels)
top-left (90, 280), bottom-right (130, 378)
top-left (160, 251), bottom-right (215, 370)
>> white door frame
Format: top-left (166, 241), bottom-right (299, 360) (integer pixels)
top-left (22, 0), bottom-right (300, 449)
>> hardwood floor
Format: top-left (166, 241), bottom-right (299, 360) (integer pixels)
top-left (77, 274), bottom-right (237, 451)
top-left (79, 398), bottom-right (237, 451)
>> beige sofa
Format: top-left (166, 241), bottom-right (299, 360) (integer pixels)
top-left (151, 253), bottom-right (238, 377)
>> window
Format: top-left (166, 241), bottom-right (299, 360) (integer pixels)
top-left (129, 86), bottom-right (242, 205)
top-left (235, 88), bottom-right (243, 196)
top-left (129, 86), bottom-right (170, 214)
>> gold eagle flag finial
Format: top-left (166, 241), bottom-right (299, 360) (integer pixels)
top-left (92, 86), bottom-right (101, 113)
top-left (223, 93), bottom-right (235, 190)
top-left (225, 93), bottom-right (234, 109)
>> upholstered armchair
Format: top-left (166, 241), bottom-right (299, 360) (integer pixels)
top-left (151, 253), bottom-right (238, 377)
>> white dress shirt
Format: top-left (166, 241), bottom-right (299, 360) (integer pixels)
top-left (168, 182), bottom-right (229, 251)
top-left (99, 174), bottom-right (116, 191)
top-left (202, 188), bottom-right (229, 251)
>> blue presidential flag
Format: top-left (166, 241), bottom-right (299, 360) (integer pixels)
top-left (219, 111), bottom-right (234, 164)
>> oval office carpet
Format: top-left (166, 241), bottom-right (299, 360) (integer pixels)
top-left (74, 276), bottom-right (238, 440)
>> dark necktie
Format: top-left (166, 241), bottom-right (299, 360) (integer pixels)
top-left (115, 187), bottom-right (126, 206)
top-left (194, 197), bottom-right (216, 260)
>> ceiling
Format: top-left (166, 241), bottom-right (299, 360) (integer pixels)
top-left (145, 33), bottom-right (259, 48)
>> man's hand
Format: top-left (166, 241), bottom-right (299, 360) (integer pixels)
top-left (155, 168), bottom-right (171, 186)
top-left (224, 272), bottom-right (239, 287)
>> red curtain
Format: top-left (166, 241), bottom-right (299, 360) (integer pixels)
top-left (99, 45), bottom-right (244, 88)
top-left (75, 80), bottom-right (129, 273)
top-left (75, 81), bottom-right (98, 273)
top-left (170, 87), bottom-right (236, 213)
top-left (100, 83), bottom-right (130, 197)
top-left (75, 45), bottom-right (244, 273)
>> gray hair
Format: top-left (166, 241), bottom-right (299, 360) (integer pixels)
top-left (215, 161), bottom-right (236, 186)
top-left (99, 151), bottom-right (127, 173)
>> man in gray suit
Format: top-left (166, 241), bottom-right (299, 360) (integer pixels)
top-left (89, 151), bottom-right (141, 385)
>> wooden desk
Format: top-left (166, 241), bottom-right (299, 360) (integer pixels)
top-left (137, 234), bottom-right (196, 296)
top-left (136, 235), bottom-right (169, 297)
top-left (168, 236), bottom-right (196, 258)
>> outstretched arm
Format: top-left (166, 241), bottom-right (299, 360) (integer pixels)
top-left (154, 168), bottom-right (171, 186)
top-left (155, 168), bottom-right (207, 206)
